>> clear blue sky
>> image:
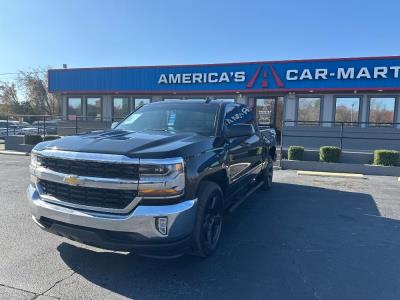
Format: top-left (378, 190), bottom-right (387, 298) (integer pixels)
top-left (1, 0), bottom-right (400, 78)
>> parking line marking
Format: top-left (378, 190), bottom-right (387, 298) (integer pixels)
top-left (297, 170), bottom-right (365, 179)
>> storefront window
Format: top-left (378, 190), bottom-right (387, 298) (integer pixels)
top-left (256, 98), bottom-right (275, 126)
top-left (335, 97), bottom-right (360, 125)
top-left (113, 97), bottom-right (130, 120)
top-left (135, 98), bottom-right (151, 110)
top-left (67, 97), bottom-right (82, 120)
top-left (297, 97), bottom-right (321, 125)
top-left (369, 97), bottom-right (396, 126)
top-left (86, 97), bottom-right (102, 120)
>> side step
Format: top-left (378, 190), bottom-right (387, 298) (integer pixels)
top-left (228, 181), bottom-right (263, 213)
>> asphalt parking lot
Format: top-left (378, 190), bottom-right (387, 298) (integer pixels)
top-left (1, 155), bottom-right (400, 300)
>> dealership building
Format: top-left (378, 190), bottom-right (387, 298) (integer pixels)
top-left (48, 56), bottom-right (400, 151)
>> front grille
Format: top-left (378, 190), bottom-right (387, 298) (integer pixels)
top-left (39, 180), bottom-right (137, 209)
top-left (39, 156), bottom-right (139, 180)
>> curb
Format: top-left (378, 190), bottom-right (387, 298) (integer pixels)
top-left (0, 150), bottom-right (30, 156)
top-left (282, 160), bottom-right (400, 176)
top-left (297, 170), bottom-right (365, 179)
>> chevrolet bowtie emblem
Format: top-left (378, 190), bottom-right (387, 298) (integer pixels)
top-left (63, 175), bottom-right (81, 186)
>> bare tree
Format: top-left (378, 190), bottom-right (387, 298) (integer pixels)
top-left (0, 81), bottom-right (21, 114)
top-left (18, 68), bottom-right (59, 116)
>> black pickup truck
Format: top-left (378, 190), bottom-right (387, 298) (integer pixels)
top-left (27, 100), bottom-right (276, 257)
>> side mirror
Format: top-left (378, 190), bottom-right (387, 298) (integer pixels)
top-left (225, 124), bottom-right (254, 138)
top-left (111, 121), bottom-right (119, 129)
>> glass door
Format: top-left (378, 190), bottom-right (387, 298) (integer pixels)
top-left (255, 97), bottom-right (284, 143)
top-left (255, 98), bottom-right (276, 127)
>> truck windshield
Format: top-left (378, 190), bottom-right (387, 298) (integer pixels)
top-left (116, 103), bottom-right (219, 136)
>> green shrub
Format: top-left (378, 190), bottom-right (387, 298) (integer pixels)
top-left (288, 146), bottom-right (304, 160)
top-left (43, 135), bottom-right (61, 142)
top-left (320, 146), bottom-right (341, 163)
top-left (373, 150), bottom-right (400, 166)
top-left (24, 135), bottom-right (43, 145)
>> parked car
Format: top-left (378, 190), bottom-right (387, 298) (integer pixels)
top-left (0, 121), bottom-right (32, 137)
top-left (32, 120), bottom-right (59, 135)
top-left (27, 100), bottom-right (276, 257)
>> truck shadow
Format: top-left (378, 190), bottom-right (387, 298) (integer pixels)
top-left (57, 182), bottom-right (400, 299)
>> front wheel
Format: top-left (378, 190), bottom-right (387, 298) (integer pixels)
top-left (260, 159), bottom-right (273, 191)
top-left (191, 181), bottom-right (224, 257)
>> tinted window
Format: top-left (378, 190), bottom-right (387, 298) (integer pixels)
top-left (117, 103), bottom-right (218, 136)
top-left (224, 104), bottom-right (254, 127)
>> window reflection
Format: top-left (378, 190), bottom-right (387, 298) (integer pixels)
top-left (369, 97), bottom-right (395, 126)
top-left (86, 97), bottom-right (102, 120)
top-left (113, 97), bottom-right (130, 120)
top-left (298, 97), bottom-right (321, 125)
top-left (67, 97), bottom-right (82, 120)
top-left (335, 97), bottom-right (360, 126)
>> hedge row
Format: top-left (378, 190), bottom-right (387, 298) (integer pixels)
top-left (373, 150), bottom-right (400, 166)
top-left (319, 146), bottom-right (341, 163)
top-left (288, 145), bottom-right (399, 166)
top-left (288, 146), bottom-right (304, 160)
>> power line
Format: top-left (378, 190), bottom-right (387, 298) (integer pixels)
top-left (0, 70), bottom-right (47, 76)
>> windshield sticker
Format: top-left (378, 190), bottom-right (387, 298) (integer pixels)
top-left (225, 107), bottom-right (251, 126)
top-left (167, 111), bottom-right (176, 127)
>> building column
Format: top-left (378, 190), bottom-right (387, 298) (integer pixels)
top-left (322, 94), bottom-right (333, 127)
top-left (283, 94), bottom-right (296, 126)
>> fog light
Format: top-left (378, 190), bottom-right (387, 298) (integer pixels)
top-left (155, 217), bottom-right (168, 235)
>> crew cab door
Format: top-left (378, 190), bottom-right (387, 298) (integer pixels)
top-left (223, 103), bottom-right (264, 194)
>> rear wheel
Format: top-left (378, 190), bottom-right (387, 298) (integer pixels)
top-left (260, 159), bottom-right (273, 191)
top-left (191, 181), bottom-right (224, 257)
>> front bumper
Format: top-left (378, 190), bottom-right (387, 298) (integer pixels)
top-left (27, 184), bottom-right (197, 255)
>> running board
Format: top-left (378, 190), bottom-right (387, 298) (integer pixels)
top-left (228, 181), bottom-right (263, 213)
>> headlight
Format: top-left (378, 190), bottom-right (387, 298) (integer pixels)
top-left (138, 158), bottom-right (185, 198)
top-left (139, 162), bottom-right (183, 176)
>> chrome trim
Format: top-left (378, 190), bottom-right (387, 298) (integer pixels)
top-left (39, 195), bottom-right (141, 215)
top-left (230, 162), bottom-right (263, 183)
top-left (27, 184), bottom-right (198, 238)
top-left (35, 182), bottom-right (142, 214)
top-left (34, 149), bottom-right (139, 164)
top-left (31, 165), bottom-right (138, 190)
top-left (139, 157), bottom-right (185, 165)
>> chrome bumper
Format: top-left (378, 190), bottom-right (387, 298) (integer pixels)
top-left (27, 184), bottom-right (197, 240)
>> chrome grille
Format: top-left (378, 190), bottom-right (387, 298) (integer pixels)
top-left (39, 180), bottom-right (137, 209)
top-left (39, 156), bottom-right (139, 180)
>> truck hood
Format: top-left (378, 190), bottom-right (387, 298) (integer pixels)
top-left (40, 130), bottom-right (216, 158)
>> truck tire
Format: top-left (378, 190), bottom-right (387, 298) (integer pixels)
top-left (191, 181), bottom-right (224, 257)
top-left (260, 159), bottom-right (273, 191)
